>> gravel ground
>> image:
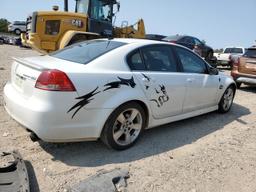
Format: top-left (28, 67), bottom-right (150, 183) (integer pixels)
top-left (0, 44), bottom-right (256, 192)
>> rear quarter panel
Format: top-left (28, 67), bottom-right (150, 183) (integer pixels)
top-left (64, 43), bottom-right (152, 120)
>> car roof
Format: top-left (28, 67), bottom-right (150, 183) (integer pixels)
top-left (248, 46), bottom-right (256, 50)
top-left (100, 38), bottom-right (203, 58)
top-left (224, 46), bottom-right (244, 49)
top-left (101, 38), bottom-right (169, 45)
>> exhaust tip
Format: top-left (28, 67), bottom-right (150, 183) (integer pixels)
top-left (29, 132), bottom-right (40, 142)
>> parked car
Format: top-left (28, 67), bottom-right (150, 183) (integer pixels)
top-left (6, 37), bottom-right (22, 46)
top-left (231, 47), bottom-right (256, 88)
top-left (0, 36), bottom-right (11, 44)
top-left (8, 21), bottom-right (26, 35)
top-left (0, 37), bottom-right (4, 44)
top-left (214, 47), bottom-right (246, 68)
top-left (4, 39), bottom-right (236, 150)
top-left (163, 35), bottom-right (214, 61)
top-left (145, 34), bottom-right (167, 41)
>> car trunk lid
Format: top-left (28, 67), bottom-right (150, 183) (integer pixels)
top-left (10, 55), bottom-right (90, 98)
top-left (11, 57), bottom-right (47, 98)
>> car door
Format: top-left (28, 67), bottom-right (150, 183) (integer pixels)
top-left (127, 45), bottom-right (187, 119)
top-left (174, 46), bottom-right (220, 113)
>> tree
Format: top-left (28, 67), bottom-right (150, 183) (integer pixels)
top-left (0, 18), bottom-right (10, 32)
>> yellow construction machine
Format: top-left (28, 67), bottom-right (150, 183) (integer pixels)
top-left (21, 0), bottom-right (146, 53)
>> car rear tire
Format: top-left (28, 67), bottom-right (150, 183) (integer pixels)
top-left (14, 29), bottom-right (21, 35)
top-left (101, 102), bottom-right (146, 150)
top-left (218, 86), bottom-right (235, 113)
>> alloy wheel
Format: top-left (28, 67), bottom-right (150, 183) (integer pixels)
top-left (222, 88), bottom-right (234, 111)
top-left (112, 108), bottom-right (143, 146)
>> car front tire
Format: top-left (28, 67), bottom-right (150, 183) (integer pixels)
top-left (218, 86), bottom-right (235, 113)
top-left (101, 102), bottom-right (146, 150)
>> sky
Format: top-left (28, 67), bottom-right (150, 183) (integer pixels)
top-left (1, 0), bottom-right (255, 49)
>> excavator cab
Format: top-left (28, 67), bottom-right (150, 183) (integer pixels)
top-left (75, 0), bottom-right (119, 36)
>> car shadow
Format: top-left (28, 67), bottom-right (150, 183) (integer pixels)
top-left (239, 85), bottom-right (256, 93)
top-left (39, 103), bottom-right (250, 167)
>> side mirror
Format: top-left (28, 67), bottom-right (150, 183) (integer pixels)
top-left (209, 67), bottom-right (219, 75)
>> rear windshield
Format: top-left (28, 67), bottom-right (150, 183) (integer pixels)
top-left (243, 49), bottom-right (256, 58)
top-left (224, 48), bottom-right (243, 54)
top-left (163, 36), bottom-right (181, 41)
top-left (50, 40), bottom-right (127, 64)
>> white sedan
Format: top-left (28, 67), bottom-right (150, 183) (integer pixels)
top-left (4, 39), bottom-right (236, 150)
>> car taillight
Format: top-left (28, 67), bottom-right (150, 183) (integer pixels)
top-left (35, 69), bottom-right (76, 91)
top-left (233, 57), bottom-right (240, 67)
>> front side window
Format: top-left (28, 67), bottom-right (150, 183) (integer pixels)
top-left (45, 20), bottom-right (60, 35)
top-left (14, 21), bottom-right (26, 25)
top-left (76, 0), bottom-right (89, 14)
top-left (175, 47), bottom-right (207, 74)
top-left (141, 46), bottom-right (178, 72)
top-left (51, 40), bottom-right (126, 64)
top-left (244, 49), bottom-right (256, 58)
top-left (194, 38), bottom-right (202, 46)
top-left (90, 0), bottom-right (112, 22)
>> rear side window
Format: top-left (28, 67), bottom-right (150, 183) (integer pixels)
top-left (51, 40), bottom-right (126, 64)
top-left (127, 50), bottom-right (146, 70)
top-left (180, 37), bottom-right (193, 45)
top-left (244, 49), bottom-right (256, 58)
top-left (175, 47), bottom-right (207, 74)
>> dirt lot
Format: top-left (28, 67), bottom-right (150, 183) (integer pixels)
top-left (0, 44), bottom-right (256, 192)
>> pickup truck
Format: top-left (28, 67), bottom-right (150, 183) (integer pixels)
top-left (214, 47), bottom-right (246, 67)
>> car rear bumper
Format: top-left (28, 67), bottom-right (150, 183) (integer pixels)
top-left (3, 82), bottom-right (112, 142)
top-left (217, 60), bottom-right (231, 66)
top-left (231, 71), bottom-right (256, 85)
top-left (236, 77), bottom-right (256, 85)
